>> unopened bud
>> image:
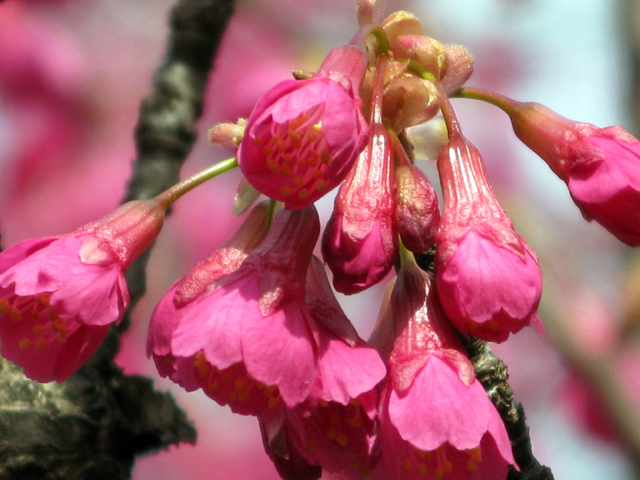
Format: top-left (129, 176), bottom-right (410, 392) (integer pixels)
top-left (394, 35), bottom-right (448, 78)
top-left (383, 76), bottom-right (440, 131)
top-left (440, 44), bottom-right (474, 95)
top-left (395, 164), bottom-right (440, 252)
top-left (381, 10), bottom-right (424, 38)
top-left (208, 119), bottom-right (246, 148)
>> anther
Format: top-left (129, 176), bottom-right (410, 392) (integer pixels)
top-left (0, 298), bottom-right (10, 315)
top-left (298, 188), bottom-right (310, 200)
top-left (10, 309), bottom-right (21, 323)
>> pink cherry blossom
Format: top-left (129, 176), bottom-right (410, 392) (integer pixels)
top-left (269, 257), bottom-right (385, 477)
top-left (508, 102), bottom-right (640, 246)
top-left (435, 133), bottom-right (543, 342)
top-left (0, 198), bottom-right (167, 382)
top-left (147, 203), bottom-right (269, 379)
top-left (238, 45), bottom-right (370, 209)
top-left (371, 261), bottom-right (516, 480)
top-left (164, 207), bottom-right (321, 415)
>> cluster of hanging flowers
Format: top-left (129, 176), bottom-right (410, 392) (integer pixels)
top-left (3, 1), bottom-right (640, 479)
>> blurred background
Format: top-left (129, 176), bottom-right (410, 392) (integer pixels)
top-left (1, 0), bottom-right (640, 478)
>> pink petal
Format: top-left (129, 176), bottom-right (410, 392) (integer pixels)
top-left (388, 355), bottom-right (491, 451)
top-left (242, 299), bottom-right (316, 407)
top-left (312, 335), bottom-right (386, 404)
top-left (170, 274), bottom-right (251, 370)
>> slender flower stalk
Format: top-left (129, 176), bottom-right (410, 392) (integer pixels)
top-left (155, 156), bottom-right (238, 208)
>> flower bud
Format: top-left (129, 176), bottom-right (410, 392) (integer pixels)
top-left (440, 44), bottom-right (474, 95)
top-left (435, 133), bottom-right (543, 342)
top-left (380, 10), bottom-right (424, 39)
top-left (395, 163), bottom-right (440, 252)
top-left (508, 101), bottom-right (640, 246)
top-left (383, 75), bottom-right (440, 131)
top-left (208, 119), bottom-right (246, 148)
top-left (322, 122), bottom-right (397, 294)
top-left (393, 35), bottom-right (448, 78)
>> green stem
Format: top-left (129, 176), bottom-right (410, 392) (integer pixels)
top-left (406, 59), bottom-right (437, 82)
top-left (156, 156), bottom-right (238, 208)
top-left (455, 87), bottom-right (519, 115)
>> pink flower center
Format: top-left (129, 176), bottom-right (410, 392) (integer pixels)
top-left (193, 352), bottom-right (281, 413)
top-left (0, 293), bottom-right (79, 351)
top-left (254, 105), bottom-right (333, 202)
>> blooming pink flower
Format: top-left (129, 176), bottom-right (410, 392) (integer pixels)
top-left (371, 261), bottom-right (516, 480)
top-left (435, 133), bottom-right (543, 342)
top-left (238, 45), bottom-right (370, 209)
top-left (507, 101), bottom-right (640, 246)
top-left (322, 57), bottom-right (397, 294)
top-left (164, 207), bottom-right (325, 416)
top-left (147, 203), bottom-right (270, 380)
top-left (268, 256), bottom-right (385, 477)
top-left (0, 198), bottom-right (167, 382)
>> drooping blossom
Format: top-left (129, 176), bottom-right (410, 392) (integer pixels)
top-left (506, 101), bottom-right (640, 246)
top-left (262, 256), bottom-right (385, 478)
top-left (435, 132), bottom-right (543, 342)
top-left (0, 198), bottom-right (167, 382)
top-left (322, 56), bottom-right (398, 295)
top-left (167, 206), bottom-right (382, 418)
top-left (370, 259), bottom-right (516, 480)
top-left (154, 207), bottom-right (318, 415)
top-left (147, 203), bottom-right (270, 380)
top-left (238, 44), bottom-right (370, 209)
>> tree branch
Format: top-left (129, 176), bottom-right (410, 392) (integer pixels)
top-left (459, 336), bottom-right (555, 480)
